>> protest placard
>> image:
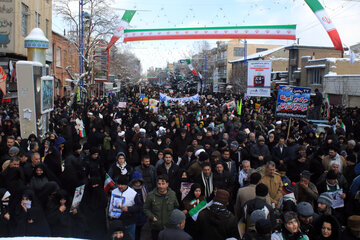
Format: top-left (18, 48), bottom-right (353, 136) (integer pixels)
top-left (276, 85), bottom-right (311, 118)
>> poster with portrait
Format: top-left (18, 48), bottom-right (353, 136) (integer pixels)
top-left (108, 193), bottom-right (125, 218)
top-left (40, 76), bottom-right (54, 114)
top-left (328, 189), bottom-right (344, 209)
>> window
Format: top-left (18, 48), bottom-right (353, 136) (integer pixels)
top-left (234, 47), bottom-right (245, 57)
top-left (21, 3), bottom-right (29, 37)
top-left (35, 12), bottom-right (40, 28)
top-left (256, 48), bottom-right (268, 53)
top-left (310, 68), bottom-right (323, 85)
top-left (56, 47), bottom-right (61, 67)
top-left (45, 19), bottom-right (49, 37)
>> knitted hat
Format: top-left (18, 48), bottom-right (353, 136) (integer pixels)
top-left (230, 141), bottom-right (239, 149)
top-left (90, 147), bottom-right (99, 155)
top-left (258, 136), bottom-right (265, 142)
top-left (169, 209), bottom-right (186, 225)
top-left (283, 211), bottom-right (299, 224)
top-left (116, 175), bottom-right (129, 185)
top-left (317, 192), bottom-right (333, 207)
top-left (9, 146), bottom-right (19, 155)
top-left (213, 189), bottom-right (230, 205)
top-left (256, 219), bottom-right (273, 234)
top-left (282, 180), bottom-right (296, 194)
top-left (300, 170), bottom-right (312, 180)
top-left (297, 202), bottom-right (314, 217)
top-left (250, 209), bottom-right (266, 224)
top-left (256, 183), bottom-right (269, 197)
top-left (348, 215), bottom-right (360, 231)
top-left (72, 143), bottom-right (82, 152)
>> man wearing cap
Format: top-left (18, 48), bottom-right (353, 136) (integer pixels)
top-left (294, 170), bottom-right (319, 207)
top-left (297, 201), bottom-right (319, 239)
top-left (317, 192), bottom-right (333, 216)
top-left (197, 189), bottom-right (239, 240)
top-left (158, 209), bottom-right (192, 240)
top-left (144, 175), bottom-right (179, 240)
top-left (110, 175), bottom-right (142, 240)
top-left (250, 135), bottom-right (271, 168)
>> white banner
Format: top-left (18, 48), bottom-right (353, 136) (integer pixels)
top-left (247, 60), bottom-right (271, 97)
top-left (213, 68), bottom-right (219, 93)
top-left (160, 93), bottom-right (200, 104)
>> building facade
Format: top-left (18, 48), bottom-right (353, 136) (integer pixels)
top-left (52, 31), bottom-right (79, 98)
top-left (0, 0), bottom-right (52, 102)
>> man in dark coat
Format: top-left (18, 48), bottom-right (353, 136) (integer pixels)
top-left (272, 137), bottom-right (289, 166)
top-left (250, 136), bottom-right (271, 168)
top-left (197, 189), bottom-right (239, 240)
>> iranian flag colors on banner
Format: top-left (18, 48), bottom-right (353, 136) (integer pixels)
top-left (123, 25), bottom-right (296, 42)
top-left (189, 200), bottom-right (208, 221)
top-left (304, 0), bottom-right (343, 52)
top-left (186, 59), bottom-right (200, 77)
top-left (104, 173), bottom-right (115, 193)
top-left (107, 10), bottom-right (136, 50)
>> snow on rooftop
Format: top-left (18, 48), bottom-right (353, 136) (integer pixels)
top-left (325, 72), bottom-right (337, 77)
top-left (229, 45), bottom-right (288, 63)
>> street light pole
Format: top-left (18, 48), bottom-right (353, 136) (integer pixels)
top-left (204, 54), bottom-right (207, 93)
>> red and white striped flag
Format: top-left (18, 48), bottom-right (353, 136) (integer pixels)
top-left (186, 59), bottom-right (201, 78)
top-left (304, 0), bottom-right (343, 52)
top-left (104, 173), bottom-right (115, 193)
top-left (107, 10), bottom-right (136, 50)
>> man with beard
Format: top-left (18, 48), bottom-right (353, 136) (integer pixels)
top-left (135, 155), bottom-right (157, 191)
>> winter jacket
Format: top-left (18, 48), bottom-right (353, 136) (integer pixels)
top-left (294, 182), bottom-right (319, 207)
top-left (143, 188), bottom-right (179, 231)
top-left (197, 202), bottom-right (240, 240)
top-left (158, 226), bottom-right (193, 240)
top-left (261, 172), bottom-right (283, 203)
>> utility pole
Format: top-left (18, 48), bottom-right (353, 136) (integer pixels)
top-left (79, 0), bottom-right (84, 100)
top-left (204, 54), bottom-right (207, 93)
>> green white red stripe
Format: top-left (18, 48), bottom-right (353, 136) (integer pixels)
top-left (123, 25), bottom-right (296, 42)
top-left (304, 0), bottom-right (343, 52)
top-left (189, 200), bottom-right (207, 221)
top-left (186, 59), bottom-right (200, 77)
top-left (107, 10), bottom-right (136, 50)
top-left (104, 173), bottom-right (115, 193)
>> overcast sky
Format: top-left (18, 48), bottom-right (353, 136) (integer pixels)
top-left (53, 0), bottom-right (360, 73)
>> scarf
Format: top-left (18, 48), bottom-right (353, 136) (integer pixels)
top-left (201, 172), bottom-right (213, 198)
top-left (116, 161), bottom-right (128, 175)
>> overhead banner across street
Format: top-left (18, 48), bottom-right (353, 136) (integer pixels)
top-left (247, 60), bottom-right (272, 97)
top-left (123, 25), bottom-right (296, 42)
top-left (160, 93), bottom-right (199, 104)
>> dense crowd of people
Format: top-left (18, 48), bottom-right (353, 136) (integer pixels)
top-left (0, 86), bottom-right (360, 240)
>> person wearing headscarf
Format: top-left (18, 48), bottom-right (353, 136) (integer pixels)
top-left (109, 152), bottom-right (134, 181)
top-left (271, 211), bottom-right (309, 240)
top-left (314, 214), bottom-right (340, 240)
top-left (182, 183), bottom-right (205, 239)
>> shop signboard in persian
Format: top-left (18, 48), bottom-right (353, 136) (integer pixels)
top-left (247, 60), bottom-right (271, 97)
top-left (276, 85), bottom-right (311, 118)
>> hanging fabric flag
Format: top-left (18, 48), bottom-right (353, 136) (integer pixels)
top-left (324, 95), bottom-right (330, 119)
top-left (104, 173), bottom-right (115, 193)
top-left (304, 0), bottom-right (343, 52)
top-left (107, 10), bottom-right (136, 50)
top-left (237, 99), bottom-right (242, 115)
top-left (350, 48), bottom-right (356, 65)
top-left (0, 66), bottom-right (7, 95)
top-left (186, 59), bottom-right (199, 76)
top-left (196, 110), bottom-right (202, 121)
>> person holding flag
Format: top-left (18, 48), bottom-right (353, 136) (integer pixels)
top-left (182, 183), bottom-right (206, 239)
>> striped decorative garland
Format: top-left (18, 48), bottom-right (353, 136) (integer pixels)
top-left (123, 25), bottom-right (296, 42)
